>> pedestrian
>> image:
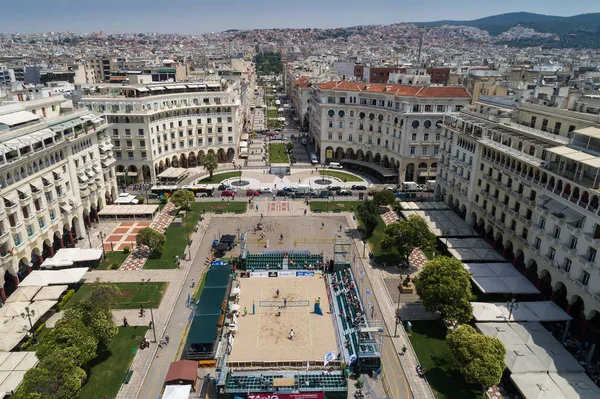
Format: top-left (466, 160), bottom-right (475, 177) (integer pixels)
top-left (165, 334), bottom-right (170, 346)
top-left (321, 222), bottom-right (325, 229)
top-left (149, 320), bottom-right (154, 329)
top-left (276, 307), bottom-right (281, 317)
top-left (289, 329), bottom-right (294, 340)
top-left (401, 344), bottom-right (407, 355)
top-left (191, 279), bottom-right (195, 288)
top-left (244, 307), bottom-right (248, 316)
top-left (261, 213), bottom-right (263, 219)
top-left (280, 233), bottom-right (283, 241)
top-left (339, 225), bottom-right (342, 231)
top-left (276, 289), bottom-right (280, 297)
top-left (139, 305), bottom-right (145, 317)
top-left (123, 317), bottom-right (129, 327)
top-left (284, 297), bottom-right (287, 307)
top-left (304, 209), bottom-right (307, 215)
top-left (317, 297), bottom-right (321, 305)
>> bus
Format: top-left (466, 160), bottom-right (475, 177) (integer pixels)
top-left (150, 185), bottom-right (179, 197)
top-left (182, 185), bottom-right (215, 197)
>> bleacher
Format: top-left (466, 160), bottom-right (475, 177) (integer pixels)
top-left (225, 372), bottom-right (347, 393)
top-left (329, 269), bottom-right (377, 362)
top-left (243, 253), bottom-right (324, 270)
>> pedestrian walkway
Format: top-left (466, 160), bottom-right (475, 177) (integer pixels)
top-left (380, 205), bottom-right (400, 225)
top-left (119, 202), bottom-right (177, 271)
top-left (113, 309), bottom-right (158, 327)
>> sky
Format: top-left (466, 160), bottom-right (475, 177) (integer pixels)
top-left (0, 0), bottom-right (598, 34)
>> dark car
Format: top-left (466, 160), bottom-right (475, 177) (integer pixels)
top-left (283, 186), bottom-right (296, 192)
top-left (337, 189), bottom-right (353, 196)
top-left (327, 185), bottom-right (341, 191)
top-left (276, 190), bottom-right (287, 196)
top-left (218, 184), bottom-right (230, 191)
top-left (318, 191), bottom-right (331, 198)
top-left (351, 185), bottom-right (367, 190)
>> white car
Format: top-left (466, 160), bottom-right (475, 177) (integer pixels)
top-left (259, 187), bottom-right (272, 194)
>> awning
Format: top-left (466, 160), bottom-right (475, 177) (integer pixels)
top-left (59, 203), bottom-right (73, 213)
top-left (86, 170), bottom-right (95, 178)
top-left (136, 88), bottom-right (149, 92)
top-left (77, 174), bottom-right (88, 183)
top-left (0, 111), bottom-right (41, 127)
top-left (99, 143), bottom-right (114, 151)
top-left (19, 268), bottom-right (89, 287)
top-left (150, 86), bottom-right (165, 91)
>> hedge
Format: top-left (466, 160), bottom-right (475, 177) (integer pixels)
top-left (58, 289), bottom-right (76, 310)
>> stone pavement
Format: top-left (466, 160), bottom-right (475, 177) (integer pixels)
top-left (113, 308), bottom-right (159, 327)
top-left (119, 202), bottom-right (177, 271)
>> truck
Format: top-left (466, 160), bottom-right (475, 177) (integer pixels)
top-left (425, 180), bottom-right (436, 192)
top-left (296, 184), bottom-right (315, 195)
top-left (401, 181), bottom-right (423, 192)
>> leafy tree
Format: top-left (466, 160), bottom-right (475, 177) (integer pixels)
top-left (381, 214), bottom-right (436, 262)
top-left (447, 325), bottom-right (506, 388)
top-left (87, 283), bottom-right (121, 310)
top-left (64, 300), bottom-right (118, 345)
top-left (285, 142), bottom-right (295, 153)
top-left (203, 152), bottom-right (219, 179)
top-left (413, 257), bottom-right (473, 323)
top-left (357, 200), bottom-right (379, 238)
top-left (12, 349), bottom-right (87, 399)
top-left (36, 318), bottom-right (98, 366)
top-left (136, 227), bottom-right (166, 255)
top-left (170, 189), bottom-right (195, 210)
top-left (373, 190), bottom-right (396, 207)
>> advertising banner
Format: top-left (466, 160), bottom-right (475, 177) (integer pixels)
top-left (296, 271), bottom-right (315, 277)
top-left (250, 271), bottom-right (269, 278)
top-left (268, 271), bottom-right (278, 277)
top-left (247, 393), bottom-right (325, 399)
top-left (278, 271), bottom-right (296, 277)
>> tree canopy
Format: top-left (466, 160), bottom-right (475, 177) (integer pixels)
top-left (447, 325), bottom-right (506, 388)
top-left (413, 256), bottom-right (473, 323)
top-left (356, 200), bottom-right (379, 239)
top-left (36, 318), bottom-right (99, 366)
top-left (381, 214), bottom-right (436, 262)
top-left (373, 190), bottom-right (396, 207)
top-left (136, 227), bottom-right (166, 255)
top-left (170, 189), bottom-right (195, 210)
top-left (254, 52), bottom-right (283, 75)
top-left (203, 152), bottom-right (219, 179)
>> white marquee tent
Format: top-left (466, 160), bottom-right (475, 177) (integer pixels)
top-left (463, 263), bottom-right (540, 294)
top-left (471, 302), bottom-right (570, 322)
top-left (19, 268), bottom-right (88, 287)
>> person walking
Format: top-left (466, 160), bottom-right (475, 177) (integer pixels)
top-left (123, 317), bottom-right (129, 327)
top-left (244, 307), bottom-right (248, 316)
top-left (283, 297), bottom-right (287, 307)
top-left (289, 329), bottom-right (295, 340)
top-left (139, 305), bottom-right (145, 317)
top-left (165, 334), bottom-right (170, 346)
top-left (401, 344), bottom-right (407, 355)
top-left (190, 279), bottom-right (195, 288)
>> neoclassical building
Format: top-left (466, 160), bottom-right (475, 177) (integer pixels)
top-left (436, 103), bottom-right (600, 339)
top-left (0, 95), bottom-right (117, 301)
top-left (308, 81), bottom-right (471, 183)
top-left (80, 82), bottom-right (243, 184)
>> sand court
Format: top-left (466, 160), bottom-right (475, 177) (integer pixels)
top-left (228, 275), bottom-right (338, 364)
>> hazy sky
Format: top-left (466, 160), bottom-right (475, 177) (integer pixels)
top-left (1, 0), bottom-right (598, 34)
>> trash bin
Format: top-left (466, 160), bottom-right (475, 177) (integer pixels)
top-left (358, 193), bottom-right (364, 200)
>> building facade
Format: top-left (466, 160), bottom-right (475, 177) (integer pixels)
top-left (436, 106), bottom-right (600, 337)
top-left (309, 81), bottom-right (470, 183)
top-left (0, 97), bottom-right (117, 301)
top-left (80, 82), bottom-right (243, 184)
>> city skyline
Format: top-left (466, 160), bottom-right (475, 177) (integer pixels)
top-left (0, 0), bottom-right (598, 34)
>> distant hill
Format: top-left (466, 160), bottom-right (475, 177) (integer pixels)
top-left (414, 12), bottom-right (600, 48)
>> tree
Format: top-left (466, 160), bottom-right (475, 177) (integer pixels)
top-left (285, 142), bottom-right (295, 153)
top-left (381, 214), bottom-right (436, 263)
top-left (87, 282), bottom-right (121, 310)
top-left (413, 257), bottom-right (473, 323)
top-left (64, 300), bottom-right (118, 345)
top-left (136, 227), bottom-right (166, 255)
top-left (302, 113), bottom-right (309, 132)
top-left (12, 349), bottom-right (87, 399)
top-left (447, 325), bottom-right (506, 388)
top-left (203, 152), bottom-right (219, 179)
top-left (357, 200), bottom-right (379, 238)
top-left (373, 190), bottom-right (396, 207)
top-left (36, 318), bottom-right (98, 366)
top-left (170, 189), bottom-right (195, 210)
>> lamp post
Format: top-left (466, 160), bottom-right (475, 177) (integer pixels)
top-left (143, 278), bottom-right (157, 343)
top-left (394, 284), bottom-right (402, 337)
top-left (86, 229), bottom-right (92, 249)
top-left (21, 307), bottom-right (36, 344)
top-left (98, 231), bottom-right (106, 260)
top-left (507, 298), bottom-right (518, 321)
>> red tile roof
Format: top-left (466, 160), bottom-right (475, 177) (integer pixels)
top-left (293, 76), bottom-right (311, 89)
top-left (317, 81), bottom-right (471, 98)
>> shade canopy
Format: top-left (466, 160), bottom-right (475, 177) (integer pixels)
top-left (32, 285), bottom-right (69, 301)
top-left (464, 263), bottom-right (540, 295)
top-left (40, 248), bottom-right (102, 269)
top-left (5, 287), bottom-right (41, 303)
top-left (165, 360), bottom-right (197, 385)
top-left (162, 385), bottom-right (192, 399)
top-left (19, 268), bottom-right (88, 287)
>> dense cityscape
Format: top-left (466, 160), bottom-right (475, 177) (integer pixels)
top-left (1, 5), bottom-right (600, 399)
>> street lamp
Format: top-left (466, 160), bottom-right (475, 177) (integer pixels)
top-left (143, 278), bottom-right (157, 343)
top-left (394, 284), bottom-right (402, 338)
top-left (21, 307), bottom-right (37, 344)
top-left (98, 232), bottom-right (107, 259)
top-left (506, 298), bottom-right (519, 321)
top-left (86, 229), bottom-right (92, 249)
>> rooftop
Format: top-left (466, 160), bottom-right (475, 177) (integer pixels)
top-left (318, 81), bottom-right (471, 98)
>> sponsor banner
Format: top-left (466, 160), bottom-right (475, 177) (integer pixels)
top-left (296, 271), bottom-right (315, 277)
top-left (250, 271), bottom-right (269, 278)
top-left (268, 271), bottom-right (278, 277)
top-left (248, 393), bottom-right (325, 399)
top-left (278, 271), bottom-right (296, 277)
top-left (240, 272), bottom-right (250, 278)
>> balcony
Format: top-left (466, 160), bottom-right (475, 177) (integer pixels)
top-left (584, 233), bottom-right (600, 245)
top-left (4, 202), bottom-right (18, 211)
top-left (561, 243), bottom-right (577, 256)
top-left (18, 193), bottom-right (31, 204)
top-left (565, 224), bottom-right (581, 234)
top-left (32, 189), bottom-right (43, 199)
top-left (523, 197), bottom-right (535, 206)
top-left (578, 255), bottom-right (596, 269)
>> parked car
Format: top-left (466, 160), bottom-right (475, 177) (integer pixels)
top-left (283, 186), bottom-right (296, 192)
top-left (259, 187), bottom-right (272, 194)
top-left (327, 185), bottom-right (341, 191)
top-left (276, 190), bottom-right (287, 196)
top-left (368, 189), bottom-right (378, 196)
top-left (384, 186), bottom-right (396, 191)
top-left (221, 190), bottom-right (236, 197)
top-left (337, 189), bottom-right (352, 196)
top-left (245, 189), bottom-right (259, 197)
top-left (351, 185), bottom-right (367, 190)
top-left (318, 191), bottom-right (331, 198)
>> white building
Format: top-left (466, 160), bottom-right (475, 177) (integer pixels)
top-left (79, 82), bottom-right (243, 184)
top-left (309, 81), bottom-right (471, 183)
top-left (0, 95), bottom-right (117, 301)
top-left (436, 106), bottom-right (600, 336)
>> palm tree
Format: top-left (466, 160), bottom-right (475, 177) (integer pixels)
top-left (203, 152), bottom-right (219, 180)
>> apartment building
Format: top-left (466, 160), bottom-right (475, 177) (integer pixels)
top-left (436, 106), bottom-right (600, 337)
top-left (0, 97), bottom-right (117, 301)
top-left (80, 82), bottom-right (242, 184)
top-left (309, 81), bottom-right (470, 183)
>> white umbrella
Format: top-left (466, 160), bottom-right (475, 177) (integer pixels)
top-left (5, 287), bottom-right (41, 303)
top-left (230, 304), bottom-right (240, 312)
top-left (230, 287), bottom-right (240, 296)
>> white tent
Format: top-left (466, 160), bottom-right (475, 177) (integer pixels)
top-left (40, 248), bottom-right (102, 269)
top-left (0, 317), bottom-right (29, 334)
top-left (0, 301), bottom-right (57, 326)
top-left (5, 287), bottom-right (41, 303)
top-left (162, 384), bottom-right (192, 399)
top-left (0, 370), bottom-right (27, 395)
top-left (504, 344), bottom-right (548, 374)
top-left (548, 372), bottom-right (600, 398)
top-left (230, 287), bottom-right (240, 295)
top-left (476, 323), bottom-right (525, 346)
top-left (0, 303), bottom-right (29, 318)
top-left (528, 343), bottom-right (584, 373)
top-left (523, 302), bottom-right (572, 322)
top-left (33, 285), bottom-right (68, 301)
top-left (0, 332), bottom-right (28, 351)
top-left (464, 263), bottom-right (540, 295)
top-left (471, 302), bottom-right (507, 322)
top-left (511, 373), bottom-right (568, 398)
top-left (510, 322), bottom-right (561, 346)
top-left (0, 352), bottom-right (38, 372)
top-left (495, 302), bottom-right (540, 321)
top-left (19, 268), bottom-right (88, 287)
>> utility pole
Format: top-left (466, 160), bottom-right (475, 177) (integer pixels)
top-left (394, 283), bottom-right (402, 337)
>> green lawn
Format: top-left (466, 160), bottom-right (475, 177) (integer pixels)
top-left (65, 282), bottom-right (167, 309)
top-left (309, 201), bottom-right (363, 213)
top-left (319, 170), bottom-right (364, 182)
top-left (268, 143), bottom-right (289, 163)
top-left (193, 202), bottom-right (247, 213)
top-left (409, 321), bottom-right (481, 399)
top-left (79, 326), bottom-right (147, 399)
top-left (267, 109), bottom-right (279, 119)
top-left (198, 171), bottom-right (241, 183)
top-left (94, 251), bottom-right (129, 270)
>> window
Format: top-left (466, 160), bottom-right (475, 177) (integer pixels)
top-left (552, 227), bottom-right (561, 239)
top-left (422, 147), bottom-right (428, 156)
top-left (539, 217), bottom-right (546, 229)
top-left (141, 151), bottom-right (147, 159)
top-left (138, 128), bottom-right (144, 136)
top-left (564, 258), bottom-right (572, 272)
top-left (547, 247), bottom-right (555, 260)
top-left (139, 140), bottom-right (146, 148)
top-left (424, 120), bottom-right (431, 129)
top-left (27, 225), bottom-right (35, 237)
top-left (328, 121), bottom-right (333, 128)
top-left (424, 133), bottom-right (429, 141)
top-left (112, 128), bottom-right (119, 136)
top-left (411, 120), bottom-right (419, 129)
top-left (410, 147), bottom-right (416, 155)
top-left (534, 237), bottom-right (541, 249)
top-left (436, 105), bottom-right (445, 112)
top-left (38, 217), bottom-right (46, 229)
top-left (114, 140), bottom-right (121, 147)
top-left (328, 109), bottom-right (335, 117)
top-left (587, 247), bottom-right (597, 262)
top-left (227, 117), bottom-right (232, 123)
top-left (411, 133), bottom-right (417, 141)
top-left (581, 271), bottom-right (590, 286)
top-left (424, 105), bottom-right (433, 112)
top-left (115, 151), bottom-right (122, 159)
top-left (338, 134), bottom-right (342, 141)
top-left (530, 116), bottom-right (537, 128)
top-left (348, 134), bottom-right (353, 142)
top-left (125, 129), bottom-right (131, 136)
top-left (328, 133), bottom-right (332, 140)
top-left (207, 118), bottom-right (212, 124)
top-left (553, 122), bottom-right (561, 135)
top-left (126, 140), bottom-right (132, 148)
top-left (50, 209), bottom-right (56, 221)
top-left (128, 152), bottom-right (134, 159)
top-left (349, 111), bottom-right (354, 117)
